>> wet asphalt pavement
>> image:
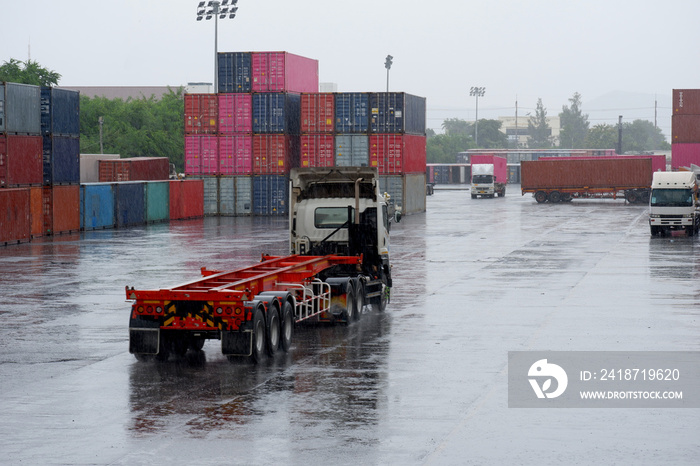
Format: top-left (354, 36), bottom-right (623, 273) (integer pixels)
top-left (0, 186), bottom-right (698, 465)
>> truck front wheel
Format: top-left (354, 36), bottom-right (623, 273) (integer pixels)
top-left (344, 282), bottom-right (357, 323)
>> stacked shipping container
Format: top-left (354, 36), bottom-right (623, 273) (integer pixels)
top-left (672, 89), bottom-right (700, 169)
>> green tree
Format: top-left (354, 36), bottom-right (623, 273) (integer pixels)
top-left (79, 87), bottom-right (185, 170)
top-left (427, 133), bottom-right (472, 163)
top-left (0, 58), bottom-right (61, 86)
top-left (474, 119), bottom-right (507, 149)
top-left (622, 119), bottom-right (671, 153)
top-left (527, 98), bottom-right (553, 149)
top-left (441, 118), bottom-right (472, 136)
top-left (559, 92), bottom-right (589, 149)
top-left (584, 124), bottom-right (618, 149)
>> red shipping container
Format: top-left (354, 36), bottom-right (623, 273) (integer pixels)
top-left (301, 93), bottom-right (334, 133)
top-left (369, 134), bottom-right (426, 175)
top-left (99, 158), bottom-right (170, 182)
top-left (300, 134), bottom-right (335, 168)
top-left (218, 94), bottom-right (253, 134)
top-left (541, 155), bottom-right (666, 173)
top-left (42, 185), bottom-right (80, 236)
top-left (673, 89), bottom-right (700, 115)
top-left (671, 143), bottom-right (700, 170)
top-left (672, 114), bottom-right (700, 143)
top-left (185, 94), bottom-right (218, 134)
top-left (251, 52), bottom-right (319, 93)
top-left (29, 186), bottom-right (43, 237)
top-left (0, 188), bottom-right (31, 245)
top-left (219, 135), bottom-right (253, 175)
top-left (0, 135), bottom-right (42, 187)
top-left (253, 134), bottom-right (299, 174)
top-left (169, 179), bottom-right (204, 220)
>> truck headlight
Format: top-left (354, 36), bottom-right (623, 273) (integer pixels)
top-left (649, 214), bottom-right (660, 218)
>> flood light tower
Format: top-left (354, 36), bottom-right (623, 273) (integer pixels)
top-left (196, 0), bottom-right (239, 93)
top-left (385, 55), bottom-right (393, 92)
top-left (470, 86), bottom-right (485, 146)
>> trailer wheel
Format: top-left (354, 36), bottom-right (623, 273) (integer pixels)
top-left (344, 282), bottom-right (357, 323)
top-left (279, 300), bottom-right (294, 352)
top-left (372, 286), bottom-right (388, 313)
top-left (251, 307), bottom-right (266, 364)
top-left (534, 191), bottom-right (547, 203)
top-left (548, 191), bottom-right (562, 203)
top-left (354, 281), bottom-right (365, 320)
top-left (266, 304), bottom-right (280, 356)
top-left (625, 190), bottom-right (638, 204)
top-left (190, 337), bottom-right (205, 352)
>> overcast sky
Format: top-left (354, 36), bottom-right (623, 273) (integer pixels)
top-left (2, 0), bottom-right (699, 136)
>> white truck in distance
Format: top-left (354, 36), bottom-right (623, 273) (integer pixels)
top-left (470, 154), bottom-right (507, 198)
top-left (649, 171), bottom-right (700, 236)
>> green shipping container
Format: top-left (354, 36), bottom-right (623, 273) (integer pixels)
top-left (145, 181), bottom-right (169, 223)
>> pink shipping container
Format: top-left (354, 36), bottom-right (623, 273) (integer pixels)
top-left (301, 93), bottom-right (334, 133)
top-left (0, 135), bottom-right (43, 187)
top-left (251, 52), bottom-right (319, 93)
top-left (300, 134), bottom-right (335, 168)
top-left (470, 154), bottom-right (508, 184)
top-left (185, 136), bottom-right (202, 175)
top-left (369, 134), bottom-right (427, 175)
top-left (673, 89), bottom-right (700, 116)
top-left (671, 143), bottom-right (700, 170)
top-left (185, 94), bottom-right (218, 135)
top-left (253, 134), bottom-right (299, 174)
top-left (0, 188), bottom-right (31, 245)
top-left (218, 94), bottom-right (253, 134)
top-left (672, 114), bottom-right (700, 143)
top-left (541, 155), bottom-right (666, 174)
top-left (199, 136), bottom-right (219, 175)
top-left (98, 157), bottom-right (170, 182)
top-left (219, 135), bottom-right (253, 175)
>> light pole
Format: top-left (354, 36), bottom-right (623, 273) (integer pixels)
top-left (196, 0), bottom-right (239, 93)
top-left (470, 86), bottom-right (485, 146)
top-left (384, 55), bottom-right (393, 93)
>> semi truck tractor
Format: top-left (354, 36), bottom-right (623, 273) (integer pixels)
top-left (470, 154), bottom-right (507, 198)
top-left (649, 171), bottom-right (700, 236)
top-left (521, 158), bottom-right (654, 204)
top-left (126, 167), bottom-right (399, 363)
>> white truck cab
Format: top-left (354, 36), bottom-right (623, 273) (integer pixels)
top-left (649, 171), bottom-right (700, 236)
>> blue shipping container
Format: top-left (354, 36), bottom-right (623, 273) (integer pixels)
top-left (253, 175), bottom-right (288, 216)
top-left (82, 183), bottom-right (116, 230)
top-left (218, 52), bottom-right (252, 93)
top-left (253, 93), bottom-right (301, 134)
top-left (43, 135), bottom-right (80, 185)
top-left (335, 93), bottom-right (369, 133)
top-left (115, 182), bottom-right (145, 227)
top-left (41, 87), bottom-right (80, 136)
top-left (370, 92), bottom-right (426, 135)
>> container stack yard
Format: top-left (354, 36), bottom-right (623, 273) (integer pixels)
top-left (186, 50), bottom-right (428, 216)
top-left (672, 89), bottom-right (700, 169)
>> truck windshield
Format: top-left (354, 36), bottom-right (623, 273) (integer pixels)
top-left (472, 175), bottom-right (493, 184)
top-left (650, 188), bottom-right (694, 207)
top-left (315, 207), bottom-right (354, 228)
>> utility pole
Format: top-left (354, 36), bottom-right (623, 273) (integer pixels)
top-left (98, 116), bottom-right (104, 154)
top-left (617, 115), bottom-right (623, 155)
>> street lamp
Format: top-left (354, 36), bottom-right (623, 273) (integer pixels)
top-left (196, 0), bottom-right (239, 93)
top-left (384, 55), bottom-right (393, 92)
top-left (470, 86), bottom-right (485, 146)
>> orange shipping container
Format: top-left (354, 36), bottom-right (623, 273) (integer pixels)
top-left (42, 185), bottom-right (80, 235)
top-left (169, 180), bottom-right (204, 220)
top-left (29, 186), bottom-right (43, 237)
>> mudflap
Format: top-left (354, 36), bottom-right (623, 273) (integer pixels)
top-left (221, 330), bottom-right (252, 356)
top-left (129, 329), bottom-right (159, 355)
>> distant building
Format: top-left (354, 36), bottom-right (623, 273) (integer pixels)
top-left (498, 115), bottom-right (561, 148)
top-left (57, 86), bottom-right (182, 100)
